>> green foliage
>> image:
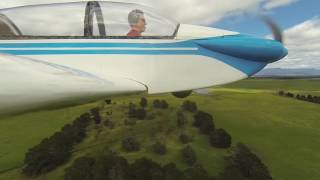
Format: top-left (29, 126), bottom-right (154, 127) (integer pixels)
top-left (183, 165), bottom-right (212, 180)
top-left (210, 129), bottom-right (232, 148)
top-left (64, 157), bottom-right (95, 180)
top-left (153, 99), bottom-right (169, 109)
top-left (152, 142), bottom-right (167, 155)
top-left (90, 108), bottom-right (101, 124)
top-left (129, 158), bottom-right (165, 180)
top-left (23, 112), bottom-right (91, 176)
top-left (179, 133), bottom-right (192, 144)
top-left (225, 143), bottom-right (272, 180)
top-left (193, 111), bottom-right (215, 134)
top-left (180, 145), bottom-right (197, 166)
top-left (182, 100), bottom-right (198, 113)
top-left (177, 111), bottom-right (187, 128)
top-left (122, 137), bottom-right (140, 152)
top-left (140, 97), bottom-right (148, 108)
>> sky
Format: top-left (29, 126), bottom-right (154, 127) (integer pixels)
top-left (0, 0), bottom-right (319, 69)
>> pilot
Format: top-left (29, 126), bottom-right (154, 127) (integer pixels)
top-left (127, 9), bottom-right (146, 37)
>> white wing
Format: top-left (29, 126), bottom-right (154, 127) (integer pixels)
top-left (0, 54), bottom-right (146, 115)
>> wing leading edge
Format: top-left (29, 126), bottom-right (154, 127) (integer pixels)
top-left (0, 54), bottom-right (146, 115)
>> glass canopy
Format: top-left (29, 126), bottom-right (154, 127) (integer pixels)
top-left (0, 1), bottom-right (179, 39)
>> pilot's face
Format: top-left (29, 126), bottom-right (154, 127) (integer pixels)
top-left (136, 15), bottom-right (146, 32)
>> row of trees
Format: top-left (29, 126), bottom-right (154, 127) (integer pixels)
top-left (23, 112), bottom-right (93, 176)
top-left (65, 151), bottom-right (213, 180)
top-left (193, 111), bottom-right (232, 148)
top-left (278, 90), bottom-right (320, 104)
top-left (222, 143), bottom-right (272, 180)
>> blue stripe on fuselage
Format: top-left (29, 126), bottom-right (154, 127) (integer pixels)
top-left (0, 36), bottom-right (267, 76)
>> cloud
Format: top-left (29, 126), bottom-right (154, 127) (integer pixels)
top-left (267, 16), bottom-right (320, 69)
top-left (0, 0), bottom-right (296, 25)
top-left (263, 0), bottom-right (298, 10)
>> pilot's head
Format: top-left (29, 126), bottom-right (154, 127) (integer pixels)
top-left (128, 9), bottom-right (146, 33)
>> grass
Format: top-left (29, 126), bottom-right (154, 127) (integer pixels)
top-left (1, 78), bottom-right (320, 180)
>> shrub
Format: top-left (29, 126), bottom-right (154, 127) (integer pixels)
top-left (193, 111), bottom-right (215, 134)
top-left (183, 165), bottom-right (212, 180)
top-left (182, 100), bottom-right (198, 112)
top-left (152, 142), bottom-right (167, 155)
top-left (180, 146), bottom-right (197, 166)
top-left (210, 129), bottom-right (232, 148)
top-left (278, 90), bottom-right (285, 96)
top-left (140, 97), bottom-right (148, 108)
top-left (153, 99), bottom-right (161, 108)
top-left (104, 120), bottom-right (115, 129)
top-left (135, 108), bottom-right (147, 120)
top-left (225, 143), bottom-right (272, 180)
top-left (160, 100), bottom-right (169, 109)
top-left (122, 137), bottom-right (140, 152)
top-left (163, 163), bottom-right (184, 180)
top-left (105, 99), bottom-right (112, 104)
top-left (64, 157), bottom-right (95, 180)
top-left (23, 112), bottom-right (91, 176)
top-left (129, 158), bottom-right (165, 180)
top-left (179, 133), bottom-right (192, 144)
top-left (124, 119), bottom-right (136, 126)
top-left (177, 111), bottom-right (187, 128)
top-left (90, 108), bottom-right (101, 124)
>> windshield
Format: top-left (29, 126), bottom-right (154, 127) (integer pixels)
top-left (0, 1), bottom-right (179, 39)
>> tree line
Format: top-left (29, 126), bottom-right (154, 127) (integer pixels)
top-left (23, 110), bottom-right (96, 176)
top-left (278, 90), bottom-right (320, 104)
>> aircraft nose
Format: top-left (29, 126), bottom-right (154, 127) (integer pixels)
top-left (195, 35), bottom-right (288, 63)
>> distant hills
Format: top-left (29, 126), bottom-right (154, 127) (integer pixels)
top-left (255, 68), bottom-right (320, 77)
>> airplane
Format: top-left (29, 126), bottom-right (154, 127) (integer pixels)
top-left (0, 1), bottom-right (288, 115)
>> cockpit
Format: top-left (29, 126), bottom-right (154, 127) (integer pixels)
top-left (0, 1), bottom-right (179, 39)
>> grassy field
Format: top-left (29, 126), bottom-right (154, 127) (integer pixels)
top-left (1, 78), bottom-right (320, 180)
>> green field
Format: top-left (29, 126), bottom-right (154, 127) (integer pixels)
top-left (1, 78), bottom-right (320, 180)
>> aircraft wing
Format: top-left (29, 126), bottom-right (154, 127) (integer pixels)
top-left (0, 54), bottom-right (146, 115)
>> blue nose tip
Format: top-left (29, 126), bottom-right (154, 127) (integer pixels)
top-left (196, 34), bottom-right (288, 63)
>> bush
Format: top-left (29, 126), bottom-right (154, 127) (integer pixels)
top-left (122, 137), bottom-right (140, 152)
top-left (64, 157), bottom-right (95, 180)
top-left (278, 90), bottom-right (285, 96)
top-left (90, 108), bottom-right (102, 124)
top-left (193, 111), bottom-right (215, 134)
top-left (129, 158), bottom-right (165, 180)
top-left (140, 97), bottom-right (148, 108)
top-left (153, 99), bottom-right (161, 108)
top-left (163, 163), bottom-right (184, 180)
top-left (160, 100), bottom-right (169, 109)
top-left (210, 129), bottom-right (232, 148)
top-left (179, 133), bottom-right (192, 144)
top-left (182, 100), bottom-right (198, 112)
top-left (104, 120), bottom-right (115, 129)
top-left (183, 165), bottom-right (212, 180)
top-left (128, 104), bottom-right (147, 120)
top-left (180, 146), bottom-right (197, 166)
top-left (177, 111), bottom-right (187, 128)
top-left (152, 142), bottom-right (167, 155)
top-left (23, 112), bottom-right (91, 176)
top-left (105, 99), bottom-right (112, 104)
top-left (124, 119), bottom-right (136, 126)
top-left (225, 143), bottom-right (272, 180)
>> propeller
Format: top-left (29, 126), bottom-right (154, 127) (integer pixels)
top-left (261, 15), bottom-right (284, 43)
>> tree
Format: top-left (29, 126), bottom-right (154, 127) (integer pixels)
top-left (140, 97), bottom-right (148, 108)
top-left (210, 129), bottom-right (232, 148)
top-left (122, 137), bottom-right (140, 152)
top-left (180, 146), bottom-right (197, 166)
top-left (193, 111), bottom-right (215, 134)
top-left (64, 157), bottom-right (95, 180)
top-left (152, 142), bottom-right (167, 155)
top-left (183, 165), bottom-right (212, 180)
top-left (153, 99), bottom-right (161, 108)
top-left (182, 100), bottom-right (198, 112)
top-left (177, 111), bottom-right (187, 128)
top-left (91, 108), bottom-right (102, 124)
top-left (135, 108), bottom-right (147, 120)
top-left (226, 143), bottom-right (272, 180)
top-left (163, 163), bottom-right (184, 180)
top-left (278, 90), bottom-right (285, 96)
top-left (179, 133), bottom-right (192, 144)
top-left (129, 158), bottom-right (165, 180)
top-left (160, 100), bottom-right (169, 109)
